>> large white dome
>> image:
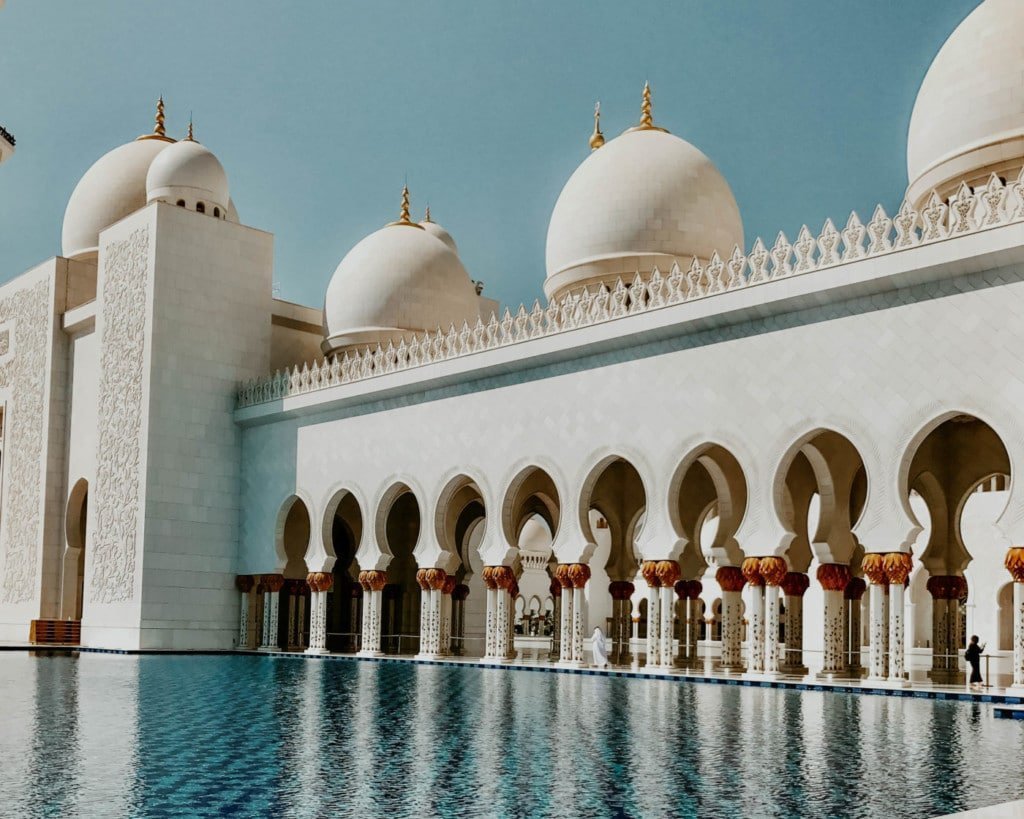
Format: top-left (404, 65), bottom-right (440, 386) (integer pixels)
top-left (146, 136), bottom-right (229, 213)
top-left (907, 0), bottom-right (1024, 206)
top-left (62, 137), bottom-right (171, 260)
top-left (322, 212), bottom-right (482, 357)
top-left (544, 125), bottom-right (743, 301)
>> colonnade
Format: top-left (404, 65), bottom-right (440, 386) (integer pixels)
top-left (235, 545), bottom-right (1024, 692)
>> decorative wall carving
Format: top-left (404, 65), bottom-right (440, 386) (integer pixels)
top-left (238, 174), bottom-right (1024, 408)
top-left (90, 228), bottom-right (150, 604)
top-left (0, 279), bottom-right (52, 603)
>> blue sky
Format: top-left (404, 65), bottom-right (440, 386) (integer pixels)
top-left (0, 0), bottom-right (979, 310)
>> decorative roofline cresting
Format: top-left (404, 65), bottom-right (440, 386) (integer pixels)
top-left (237, 175), bottom-right (1024, 409)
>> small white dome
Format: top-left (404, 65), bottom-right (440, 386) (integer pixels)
top-left (322, 221), bottom-right (482, 356)
top-left (146, 137), bottom-right (229, 211)
top-left (62, 137), bottom-right (171, 260)
top-left (907, 0), bottom-right (1024, 206)
top-left (420, 218), bottom-right (459, 254)
top-left (545, 127), bottom-right (743, 300)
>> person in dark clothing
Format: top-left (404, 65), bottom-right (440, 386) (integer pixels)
top-left (965, 635), bottom-right (985, 690)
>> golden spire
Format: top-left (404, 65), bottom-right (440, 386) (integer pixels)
top-left (388, 184), bottom-right (424, 228)
top-left (184, 115), bottom-right (195, 142)
top-left (138, 96), bottom-right (175, 143)
top-left (626, 81), bottom-right (668, 134)
top-left (589, 101), bottom-right (605, 150)
top-left (424, 205), bottom-right (432, 223)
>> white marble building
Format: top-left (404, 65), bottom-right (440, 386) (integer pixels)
top-left (2, 0), bottom-right (1024, 691)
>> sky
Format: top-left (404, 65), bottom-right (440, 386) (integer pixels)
top-left (0, 0), bottom-right (980, 311)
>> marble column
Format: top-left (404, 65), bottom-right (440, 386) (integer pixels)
top-left (305, 572), bottom-right (333, 655)
top-left (259, 574), bottom-right (284, 651)
top-left (1005, 548), bottom-right (1024, 689)
top-left (885, 552), bottom-right (913, 682)
top-left (416, 569), bottom-right (447, 658)
top-left (685, 583), bottom-right (703, 669)
top-left (862, 554), bottom-right (888, 680)
top-left (742, 558), bottom-right (765, 673)
top-left (817, 564), bottom-right (851, 676)
top-left (657, 561), bottom-right (680, 668)
top-left (716, 566), bottom-right (745, 670)
top-left (760, 558), bottom-right (787, 675)
top-left (482, 567), bottom-right (499, 660)
top-left (926, 575), bottom-right (965, 682)
top-left (781, 572), bottom-right (809, 673)
top-left (417, 570), bottom-right (432, 654)
top-left (357, 570), bottom-right (387, 656)
top-left (235, 575), bottom-right (254, 649)
top-left (506, 579), bottom-right (519, 660)
top-left (286, 583), bottom-right (299, 650)
top-left (452, 583), bottom-right (469, 656)
top-left (642, 562), bottom-right (661, 668)
top-left (350, 585), bottom-right (363, 653)
top-left (609, 581), bottom-right (635, 666)
top-left (555, 565), bottom-right (573, 663)
top-left (673, 580), bottom-right (696, 667)
top-left (568, 564), bottom-right (591, 665)
top-left (845, 577), bottom-right (866, 675)
top-left (440, 575), bottom-right (455, 656)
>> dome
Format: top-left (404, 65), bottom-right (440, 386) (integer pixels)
top-left (146, 133), bottom-right (229, 212)
top-left (62, 137), bottom-right (171, 260)
top-left (906, 0), bottom-right (1024, 206)
top-left (420, 211), bottom-right (458, 254)
top-left (544, 96), bottom-right (743, 301)
top-left (322, 195), bottom-right (482, 356)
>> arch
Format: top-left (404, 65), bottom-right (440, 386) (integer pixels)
top-left (374, 482), bottom-right (422, 653)
top-left (576, 453), bottom-right (649, 556)
top-left (501, 464), bottom-right (562, 548)
top-left (196, 201), bottom-right (206, 214)
top-left (320, 486), bottom-right (365, 563)
top-left (669, 443), bottom-right (748, 567)
top-left (274, 493), bottom-right (313, 571)
top-left (374, 481), bottom-right (423, 560)
top-left (320, 486), bottom-right (365, 652)
top-left (62, 478), bottom-right (89, 620)
top-left (176, 199), bottom-right (185, 208)
top-left (213, 206), bottom-right (221, 218)
top-left (997, 582), bottom-right (1014, 651)
top-left (65, 478), bottom-right (89, 553)
top-left (434, 472), bottom-right (487, 566)
top-left (773, 428), bottom-right (867, 567)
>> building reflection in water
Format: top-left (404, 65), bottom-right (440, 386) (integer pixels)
top-left (6, 654), bottom-right (1024, 817)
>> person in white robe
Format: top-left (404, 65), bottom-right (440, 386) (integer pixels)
top-left (591, 627), bottom-right (609, 668)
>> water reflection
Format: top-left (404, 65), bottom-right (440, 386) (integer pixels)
top-left (1, 654), bottom-right (1024, 818)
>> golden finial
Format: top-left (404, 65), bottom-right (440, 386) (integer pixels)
top-left (184, 115), bottom-right (195, 142)
top-left (388, 184), bottom-right (424, 228)
top-left (626, 81), bottom-right (668, 134)
top-left (424, 205), bottom-right (432, 223)
top-left (589, 101), bottom-right (605, 150)
top-left (138, 96), bottom-right (175, 143)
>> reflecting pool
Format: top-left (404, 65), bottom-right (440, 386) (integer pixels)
top-left (0, 653), bottom-right (1021, 818)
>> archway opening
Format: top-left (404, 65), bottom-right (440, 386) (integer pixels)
top-left (62, 478), bottom-right (89, 620)
top-left (279, 497), bottom-right (312, 649)
top-left (437, 475), bottom-right (486, 656)
top-left (380, 486), bottom-right (421, 654)
top-left (324, 490), bottom-right (363, 653)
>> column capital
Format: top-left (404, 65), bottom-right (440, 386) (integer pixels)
top-left (883, 552), bottom-right (913, 585)
top-left (452, 583), bottom-right (470, 602)
top-left (655, 560), bottom-right (680, 588)
top-left (358, 570), bottom-right (387, 591)
top-left (260, 574), bottom-right (285, 593)
top-left (306, 572), bottom-right (333, 593)
top-left (235, 575), bottom-right (255, 593)
top-left (486, 565), bottom-right (516, 590)
top-left (862, 553), bottom-right (888, 585)
top-left (1006, 547), bottom-right (1024, 582)
top-left (442, 574), bottom-right (457, 595)
top-left (609, 580), bottom-right (635, 600)
top-left (674, 579), bottom-right (703, 600)
top-left (926, 574), bottom-right (967, 599)
top-left (716, 565), bottom-right (745, 592)
top-left (567, 563), bottom-right (591, 589)
top-left (554, 563), bottom-right (574, 589)
top-left (758, 556), bottom-right (788, 587)
top-left (844, 576), bottom-right (867, 601)
top-left (741, 557), bottom-right (764, 587)
top-left (641, 560), bottom-right (661, 588)
top-left (781, 571), bottom-right (809, 597)
top-left (816, 563), bottom-right (851, 592)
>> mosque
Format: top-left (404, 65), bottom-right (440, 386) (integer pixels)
top-left (3, 0), bottom-right (1024, 691)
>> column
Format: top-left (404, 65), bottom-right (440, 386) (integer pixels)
top-left (417, 569), bottom-right (431, 654)
top-left (259, 574), bottom-right (284, 651)
top-left (440, 575), bottom-right (455, 656)
top-left (816, 564), bottom-right (850, 676)
top-left (742, 558), bottom-right (765, 674)
top-left (862, 555), bottom-right (888, 680)
top-left (609, 581), bottom-right (635, 666)
top-left (716, 566), bottom-right (745, 670)
top-left (1006, 548), bottom-right (1024, 689)
top-left (568, 563), bottom-right (590, 665)
top-left (350, 585), bottom-right (363, 653)
top-left (306, 572), bottom-right (332, 655)
top-left (358, 570), bottom-right (386, 656)
top-left (286, 583), bottom-right (299, 650)
top-left (885, 552), bottom-right (913, 682)
top-left (235, 575), bottom-right (254, 649)
top-left (685, 582), bottom-right (703, 669)
top-left (642, 562), bottom-right (661, 668)
top-left (483, 567), bottom-right (499, 660)
top-left (452, 583), bottom-right (469, 656)
top-left (781, 572), bottom-right (809, 673)
top-left (673, 581), bottom-right (690, 667)
top-left (845, 577), bottom-right (866, 675)
top-left (549, 578), bottom-right (562, 661)
top-left (760, 558), bottom-right (787, 675)
top-left (506, 577), bottom-right (519, 660)
top-left (657, 561), bottom-right (680, 668)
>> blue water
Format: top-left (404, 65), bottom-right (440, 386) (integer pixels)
top-left (0, 653), bottom-right (1021, 818)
